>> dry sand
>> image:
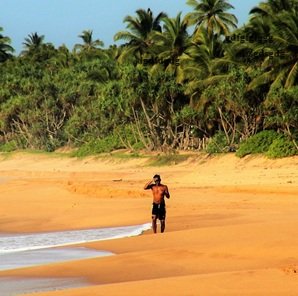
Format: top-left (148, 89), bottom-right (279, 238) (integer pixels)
top-left (0, 152), bottom-right (298, 295)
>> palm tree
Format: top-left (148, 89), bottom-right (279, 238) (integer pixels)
top-left (249, 0), bottom-right (295, 18)
top-left (248, 0), bottom-right (296, 40)
top-left (152, 12), bottom-right (190, 80)
top-left (186, 0), bottom-right (238, 37)
top-left (74, 30), bottom-right (104, 53)
top-left (113, 8), bottom-right (167, 63)
top-left (185, 0), bottom-right (237, 82)
top-left (181, 49), bottom-right (210, 105)
top-left (248, 9), bottom-right (298, 91)
top-left (181, 27), bottom-right (226, 106)
top-left (0, 27), bottom-right (14, 62)
top-left (22, 32), bottom-right (45, 54)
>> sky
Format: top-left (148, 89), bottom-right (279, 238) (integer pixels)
top-left (1, 0), bottom-right (261, 54)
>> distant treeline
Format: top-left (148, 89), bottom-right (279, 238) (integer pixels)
top-left (0, 0), bottom-right (297, 157)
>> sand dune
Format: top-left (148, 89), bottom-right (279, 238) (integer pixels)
top-left (0, 152), bottom-right (297, 295)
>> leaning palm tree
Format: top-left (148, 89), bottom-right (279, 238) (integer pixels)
top-left (74, 30), bottom-right (104, 53)
top-left (247, 0), bottom-right (297, 43)
top-left (0, 27), bottom-right (14, 62)
top-left (248, 9), bottom-right (298, 92)
top-left (113, 8), bottom-right (167, 63)
top-left (186, 0), bottom-right (238, 37)
top-left (249, 0), bottom-right (296, 18)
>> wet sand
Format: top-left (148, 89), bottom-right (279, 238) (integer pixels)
top-left (0, 152), bottom-right (297, 295)
top-left (0, 277), bottom-right (89, 296)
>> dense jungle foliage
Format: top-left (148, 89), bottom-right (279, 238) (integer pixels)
top-left (0, 0), bottom-right (297, 157)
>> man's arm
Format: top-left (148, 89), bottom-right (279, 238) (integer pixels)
top-left (164, 185), bottom-right (170, 198)
top-left (144, 180), bottom-right (153, 190)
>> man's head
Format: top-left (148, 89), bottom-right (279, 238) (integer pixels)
top-left (153, 174), bottom-right (161, 184)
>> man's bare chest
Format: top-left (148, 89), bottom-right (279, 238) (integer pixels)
top-left (152, 186), bottom-right (166, 195)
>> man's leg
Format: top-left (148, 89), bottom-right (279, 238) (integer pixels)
top-left (160, 219), bottom-right (165, 233)
top-left (160, 205), bottom-right (166, 233)
top-left (152, 215), bottom-right (157, 233)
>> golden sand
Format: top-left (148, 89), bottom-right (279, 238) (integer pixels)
top-left (0, 152), bottom-right (297, 295)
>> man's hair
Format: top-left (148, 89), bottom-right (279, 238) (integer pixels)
top-left (153, 174), bottom-right (161, 180)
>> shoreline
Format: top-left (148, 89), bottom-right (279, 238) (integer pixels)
top-left (0, 223), bottom-right (151, 254)
top-left (0, 153), bottom-right (297, 295)
top-left (0, 276), bottom-right (90, 296)
top-left (0, 223), bottom-right (151, 295)
top-left (0, 246), bottom-right (114, 271)
top-left (0, 223), bottom-right (151, 296)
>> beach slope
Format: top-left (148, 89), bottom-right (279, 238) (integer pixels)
top-left (0, 152), bottom-right (297, 295)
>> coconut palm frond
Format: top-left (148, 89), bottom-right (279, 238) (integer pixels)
top-left (285, 61), bottom-right (298, 88)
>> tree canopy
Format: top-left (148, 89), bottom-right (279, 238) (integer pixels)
top-left (0, 0), bottom-right (297, 157)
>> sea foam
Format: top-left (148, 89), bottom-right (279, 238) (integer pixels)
top-left (0, 223), bottom-right (151, 254)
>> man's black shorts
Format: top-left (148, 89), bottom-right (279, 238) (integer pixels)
top-left (152, 202), bottom-right (166, 220)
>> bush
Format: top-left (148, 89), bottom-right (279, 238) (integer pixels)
top-left (266, 137), bottom-right (298, 158)
top-left (72, 134), bottom-right (124, 157)
top-left (147, 153), bottom-right (189, 166)
top-left (115, 124), bottom-right (145, 151)
top-left (205, 131), bottom-right (229, 153)
top-left (131, 141), bottom-right (145, 150)
top-left (236, 130), bottom-right (280, 158)
top-left (0, 140), bottom-right (18, 152)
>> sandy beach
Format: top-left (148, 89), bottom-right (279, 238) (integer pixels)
top-left (0, 152), bottom-right (298, 295)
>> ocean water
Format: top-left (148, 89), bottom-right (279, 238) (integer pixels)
top-left (0, 223), bottom-right (151, 295)
top-left (0, 247), bottom-right (114, 271)
top-left (0, 223), bottom-right (151, 254)
top-left (0, 223), bottom-right (151, 270)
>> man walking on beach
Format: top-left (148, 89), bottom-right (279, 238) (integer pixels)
top-left (144, 174), bottom-right (170, 233)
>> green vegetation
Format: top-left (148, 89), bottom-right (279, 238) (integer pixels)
top-left (236, 130), bottom-right (281, 157)
top-left (236, 130), bottom-right (298, 158)
top-left (0, 0), bottom-right (298, 159)
top-left (205, 132), bottom-right (230, 154)
top-left (72, 134), bottom-right (123, 157)
top-left (266, 137), bottom-right (298, 158)
top-left (146, 153), bottom-right (190, 166)
top-left (0, 140), bottom-right (17, 152)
